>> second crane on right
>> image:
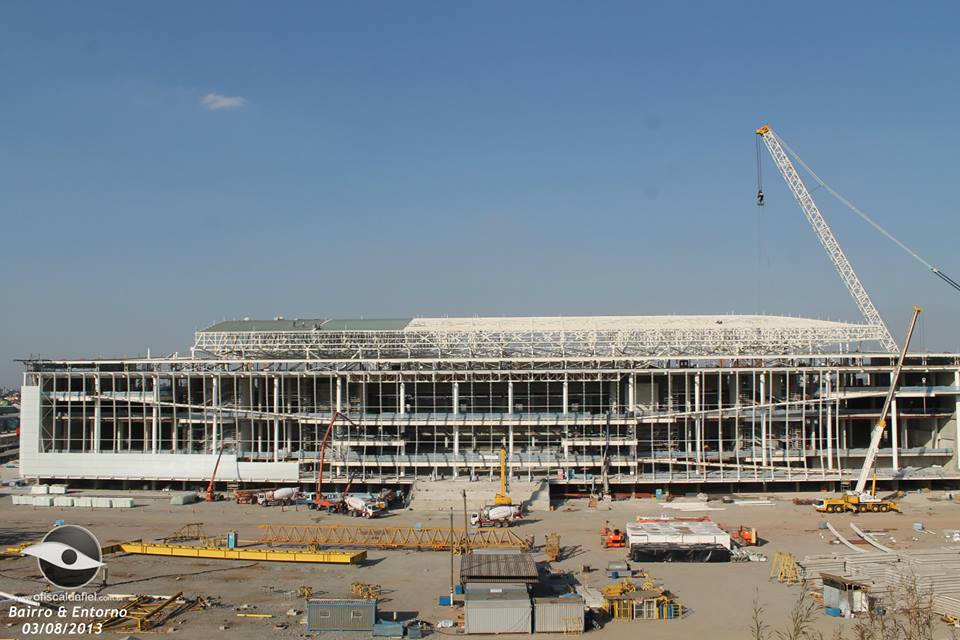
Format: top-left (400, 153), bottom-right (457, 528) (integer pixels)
top-left (814, 305), bottom-right (923, 514)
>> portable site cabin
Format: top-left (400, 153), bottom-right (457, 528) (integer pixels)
top-left (821, 574), bottom-right (874, 617)
top-left (463, 589), bottom-right (532, 634)
top-left (306, 597), bottom-right (377, 632)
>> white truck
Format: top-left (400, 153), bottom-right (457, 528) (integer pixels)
top-left (343, 494), bottom-right (380, 518)
top-left (470, 504), bottom-right (522, 528)
top-left (256, 487), bottom-right (298, 506)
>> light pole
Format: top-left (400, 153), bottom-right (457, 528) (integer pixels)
top-left (449, 507), bottom-right (455, 608)
top-left (461, 489), bottom-right (469, 553)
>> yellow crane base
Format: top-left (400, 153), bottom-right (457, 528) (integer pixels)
top-left (120, 541), bottom-right (365, 564)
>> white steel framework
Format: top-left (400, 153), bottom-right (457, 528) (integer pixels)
top-left (192, 315), bottom-right (888, 360)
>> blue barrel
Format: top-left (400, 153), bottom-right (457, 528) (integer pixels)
top-left (825, 607), bottom-right (842, 617)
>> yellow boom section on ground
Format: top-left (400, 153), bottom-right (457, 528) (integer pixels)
top-left (119, 541), bottom-right (365, 564)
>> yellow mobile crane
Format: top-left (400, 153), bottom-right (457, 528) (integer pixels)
top-left (814, 306), bottom-right (921, 514)
top-left (494, 447), bottom-right (512, 506)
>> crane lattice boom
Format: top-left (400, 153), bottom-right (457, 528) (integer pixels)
top-left (853, 306), bottom-right (923, 495)
top-left (756, 125), bottom-right (897, 353)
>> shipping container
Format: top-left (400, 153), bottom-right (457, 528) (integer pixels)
top-left (373, 621), bottom-right (405, 637)
top-left (533, 597), bottom-right (585, 633)
top-left (464, 591), bottom-right (531, 634)
top-left (306, 597), bottom-right (376, 632)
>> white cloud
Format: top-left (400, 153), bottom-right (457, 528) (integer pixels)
top-left (201, 92), bottom-right (247, 111)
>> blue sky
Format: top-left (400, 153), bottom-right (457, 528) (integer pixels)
top-left (2, 2), bottom-right (959, 386)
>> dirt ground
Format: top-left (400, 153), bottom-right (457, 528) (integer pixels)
top-left (2, 483), bottom-right (960, 640)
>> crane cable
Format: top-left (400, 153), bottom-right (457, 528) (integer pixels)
top-left (755, 135), bottom-right (765, 206)
top-left (755, 135), bottom-right (765, 311)
top-left (776, 137), bottom-right (960, 294)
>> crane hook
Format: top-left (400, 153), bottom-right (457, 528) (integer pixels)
top-left (755, 134), bottom-right (764, 206)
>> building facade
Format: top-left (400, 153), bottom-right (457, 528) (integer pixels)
top-left (17, 315), bottom-right (960, 490)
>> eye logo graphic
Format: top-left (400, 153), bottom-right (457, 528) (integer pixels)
top-left (20, 525), bottom-right (104, 589)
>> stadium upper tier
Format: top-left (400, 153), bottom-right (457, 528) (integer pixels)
top-left (193, 314), bottom-right (890, 359)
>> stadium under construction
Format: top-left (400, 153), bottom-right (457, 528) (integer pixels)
top-left (16, 314), bottom-right (960, 492)
top-left (15, 126), bottom-right (960, 493)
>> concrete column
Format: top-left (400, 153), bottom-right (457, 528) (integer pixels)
top-left (507, 382), bottom-right (514, 414)
top-left (683, 376), bottom-right (691, 463)
top-left (760, 373), bottom-right (767, 467)
top-left (93, 375), bottom-right (101, 453)
top-left (452, 381), bottom-right (460, 469)
top-left (717, 372), bottom-right (723, 477)
top-left (212, 376), bottom-right (220, 454)
top-left (399, 381), bottom-right (406, 414)
top-left (891, 399), bottom-right (900, 471)
top-left (955, 371), bottom-right (960, 469)
top-left (694, 374), bottom-right (702, 465)
top-left (273, 377), bottom-right (280, 462)
top-left (152, 376), bottom-right (159, 454)
top-left (335, 377), bottom-right (342, 412)
top-left (508, 424), bottom-right (514, 456)
top-left (628, 375), bottom-right (636, 413)
top-left (285, 417), bottom-right (291, 452)
top-left (825, 375), bottom-right (834, 470)
top-left (562, 380), bottom-right (569, 415)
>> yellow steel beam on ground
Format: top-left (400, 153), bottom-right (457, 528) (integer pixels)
top-left (119, 542), bottom-right (365, 564)
top-left (101, 541), bottom-right (134, 555)
top-left (256, 523), bottom-right (531, 553)
top-left (1, 542), bottom-right (34, 558)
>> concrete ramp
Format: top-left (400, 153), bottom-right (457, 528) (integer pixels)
top-left (409, 478), bottom-right (548, 513)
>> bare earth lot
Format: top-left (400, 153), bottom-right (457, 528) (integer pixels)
top-left (2, 483), bottom-right (960, 640)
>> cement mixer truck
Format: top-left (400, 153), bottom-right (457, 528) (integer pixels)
top-left (343, 494), bottom-right (380, 518)
top-left (470, 504), bottom-right (522, 528)
top-left (256, 486), bottom-right (298, 507)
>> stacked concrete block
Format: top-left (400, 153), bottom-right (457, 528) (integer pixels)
top-left (11, 494), bottom-right (136, 508)
top-left (30, 485), bottom-right (50, 494)
top-left (170, 492), bottom-right (198, 505)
